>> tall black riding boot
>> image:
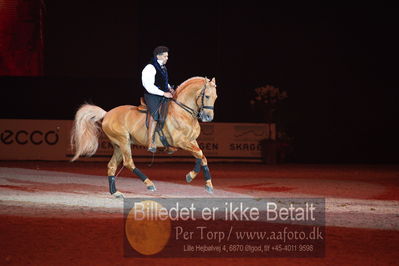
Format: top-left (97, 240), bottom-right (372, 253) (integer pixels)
top-left (147, 116), bottom-right (157, 153)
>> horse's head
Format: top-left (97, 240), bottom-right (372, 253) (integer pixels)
top-left (196, 77), bottom-right (217, 122)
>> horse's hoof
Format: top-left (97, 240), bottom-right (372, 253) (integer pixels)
top-left (147, 185), bottom-right (156, 192)
top-left (112, 191), bottom-right (125, 198)
top-left (205, 185), bottom-right (214, 194)
top-left (186, 173), bottom-right (193, 183)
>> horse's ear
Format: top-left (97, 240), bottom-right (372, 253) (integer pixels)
top-left (211, 77), bottom-right (216, 84)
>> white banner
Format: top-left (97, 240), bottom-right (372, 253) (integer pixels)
top-left (1, 119), bottom-right (275, 162)
top-left (0, 119), bottom-right (70, 160)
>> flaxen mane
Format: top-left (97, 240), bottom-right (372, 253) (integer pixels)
top-left (175, 76), bottom-right (205, 95)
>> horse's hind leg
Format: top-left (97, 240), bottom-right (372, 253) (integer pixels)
top-left (118, 139), bottom-right (157, 192)
top-left (107, 145), bottom-right (124, 198)
top-left (183, 140), bottom-right (213, 193)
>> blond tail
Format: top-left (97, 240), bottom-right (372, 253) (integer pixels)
top-left (70, 104), bottom-right (107, 161)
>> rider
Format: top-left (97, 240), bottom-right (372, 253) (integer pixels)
top-left (141, 45), bottom-right (174, 153)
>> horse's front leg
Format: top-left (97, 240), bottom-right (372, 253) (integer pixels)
top-left (183, 140), bottom-right (213, 193)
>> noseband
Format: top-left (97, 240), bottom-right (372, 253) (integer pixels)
top-left (172, 84), bottom-right (214, 119)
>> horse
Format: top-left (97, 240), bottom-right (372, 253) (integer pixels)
top-left (70, 76), bottom-right (218, 198)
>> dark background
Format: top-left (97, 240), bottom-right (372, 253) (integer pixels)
top-left (1, 2), bottom-right (398, 163)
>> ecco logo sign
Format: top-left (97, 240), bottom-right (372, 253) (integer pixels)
top-left (0, 130), bottom-right (59, 145)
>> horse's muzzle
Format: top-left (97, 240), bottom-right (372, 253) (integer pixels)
top-left (200, 112), bottom-right (213, 122)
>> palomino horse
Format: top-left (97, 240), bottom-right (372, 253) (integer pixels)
top-left (70, 77), bottom-right (218, 197)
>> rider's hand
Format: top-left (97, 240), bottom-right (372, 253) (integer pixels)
top-left (163, 92), bottom-right (173, 98)
top-left (169, 88), bottom-right (175, 95)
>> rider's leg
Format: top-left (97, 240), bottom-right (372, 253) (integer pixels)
top-left (147, 115), bottom-right (157, 153)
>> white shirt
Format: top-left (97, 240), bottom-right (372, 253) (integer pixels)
top-left (141, 60), bottom-right (171, 96)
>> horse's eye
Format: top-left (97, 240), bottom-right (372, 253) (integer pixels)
top-left (205, 95), bottom-right (210, 99)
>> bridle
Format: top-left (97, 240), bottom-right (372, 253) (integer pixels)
top-left (171, 83), bottom-right (214, 119)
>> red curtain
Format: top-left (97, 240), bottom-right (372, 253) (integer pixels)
top-left (0, 0), bottom-right (44, 76)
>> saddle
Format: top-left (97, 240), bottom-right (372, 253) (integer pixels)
top-left (138, 97), bottom-right (170, 130)
top-left (137, 97), bottom-right (147, 113)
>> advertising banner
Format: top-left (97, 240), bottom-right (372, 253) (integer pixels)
top-left (0, 119), bottom-right (69, 160)
top-left (1, 119), bottom-right (275, 162)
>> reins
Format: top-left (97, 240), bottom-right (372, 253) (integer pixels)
top-left (171, 98), bottom-right (199, 118)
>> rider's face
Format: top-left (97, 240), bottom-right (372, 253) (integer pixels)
top-left (156, 52), bottom-right (169, 65)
